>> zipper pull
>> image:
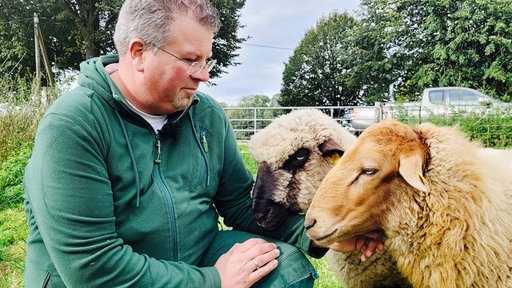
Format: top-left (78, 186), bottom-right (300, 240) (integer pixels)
top-left (201, 130), bottom-right (208, 153)
top-left (155, 137), bottom-right (162, 164)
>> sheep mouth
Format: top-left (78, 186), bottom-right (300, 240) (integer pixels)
top-left (310, 226), bottom-right (383, 247)
top-left (308, 228), bottom-right (338, 246)
top-left (253, 198), bottom-right (289, 231)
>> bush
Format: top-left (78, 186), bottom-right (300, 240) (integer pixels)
top-left (0, 85), bottom-right (46, 286)
top-left (394, 107), bottom-right (512, 148)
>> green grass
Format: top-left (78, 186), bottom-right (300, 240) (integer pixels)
top-left (0, 205), bottom-right (26, 288)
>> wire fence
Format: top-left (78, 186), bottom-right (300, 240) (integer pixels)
top-left (224, 106), bottom-right (512, 148)
top-left (223, 106), bottom-right (354, 141)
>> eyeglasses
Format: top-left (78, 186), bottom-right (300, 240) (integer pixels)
top-left (149, 43), bottom-right (216, 76)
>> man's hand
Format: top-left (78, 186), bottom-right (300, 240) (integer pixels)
top-left (214, 238), bottom-right (280, 288)
top-left (329, 232), bottom-right (384, 262)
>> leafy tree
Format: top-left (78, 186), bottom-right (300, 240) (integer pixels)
top-left (345, 10), bottom-right (395, 105)
top-left (362, 0), bottom-right (512, 102)
top-left (0, 0), bottom-right (246, 82)
top-left (238, 94), bottom-right (272, 107)
top-left (63, 0), bottom-right (122, 59)
top-left (0, 1), bottom-right (59, 85)
top-left (210, 0), bottom-right (247, 77)
top-left (280, 12), bottom-right (391, 107)
top-left (281, 13), bottom-right (357, 107)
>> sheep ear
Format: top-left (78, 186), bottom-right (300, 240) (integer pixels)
top-left (318, 138), bottom-right (344, 164)
top-left (399, 153), bottom-right (428, 192)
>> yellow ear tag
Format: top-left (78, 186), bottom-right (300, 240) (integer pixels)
top-left (418, 171), bottom-right (427, 185)
top-left (330, 153), bottom-right (341, 164)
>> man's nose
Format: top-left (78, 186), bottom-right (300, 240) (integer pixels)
top-left (192, 67), bottom-right (210, 82)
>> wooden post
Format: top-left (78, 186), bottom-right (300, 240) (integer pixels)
top-left (37, 27), bottom-right (55, 87)
top-left (34, 12), bottom-right (41, 97)
top-left (33, 12), bottom-right (54, 105)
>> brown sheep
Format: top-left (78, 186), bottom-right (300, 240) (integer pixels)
top-left (305, 119), bottom-right (512, 287)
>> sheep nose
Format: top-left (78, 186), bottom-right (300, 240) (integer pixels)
top-left (304, 218), bottom-right (317, 231)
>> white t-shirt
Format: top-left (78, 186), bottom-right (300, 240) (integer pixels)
top-left (125, 100), bottom-right (167, 133)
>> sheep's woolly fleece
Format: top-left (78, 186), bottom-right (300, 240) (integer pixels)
top-left (306, 119), bottom-right (512, 287)
top-left (249, 109), bottom-right (354, 171)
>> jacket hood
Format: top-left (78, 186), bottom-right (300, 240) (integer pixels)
top-left (77, 55), bottom-right (126, 110)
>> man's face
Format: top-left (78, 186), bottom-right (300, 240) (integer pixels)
top-left (137, 16), bottom-right (214, 115)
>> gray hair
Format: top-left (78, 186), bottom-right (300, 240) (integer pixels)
top-left (114, 0), bottom-right (221, 55)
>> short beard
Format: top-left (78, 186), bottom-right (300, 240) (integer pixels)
top-left (172, 94), bottom-right (192, 111)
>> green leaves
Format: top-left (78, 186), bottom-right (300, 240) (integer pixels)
top-left (0, 0), bottom-right (246, 80)
top-left (364, 0), bottom-right (512, 101)
top-left (275, 0), bottom-right (510, 104)
top-left (280, 12), bottom-right (390, 106)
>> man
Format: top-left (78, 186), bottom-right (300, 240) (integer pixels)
top-left (24, 0), bottom-right (381, 287)
top-left (24, 0), bottom-right (320, 287)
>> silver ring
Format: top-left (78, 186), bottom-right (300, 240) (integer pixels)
top-left (251, 258), bottom-right (260, 270)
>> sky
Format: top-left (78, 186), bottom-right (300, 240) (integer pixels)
top-left (200, 0), bottom-right (362, 106)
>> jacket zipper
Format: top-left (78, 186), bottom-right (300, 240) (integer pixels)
top-left (153, 133), bottom-right (179, 261)
top-left (154, 136), bottom-right (162, 164)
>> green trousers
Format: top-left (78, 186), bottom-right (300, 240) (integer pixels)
top-left (200, 230), bottom-right (318, 288)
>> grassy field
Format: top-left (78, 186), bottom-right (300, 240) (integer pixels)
top-left (0, 205), bottom-right (26, 288)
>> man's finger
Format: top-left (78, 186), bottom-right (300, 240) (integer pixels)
top-left (364, 238), bottom-right (377, 257)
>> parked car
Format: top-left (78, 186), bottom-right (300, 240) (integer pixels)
top-left (349, 87), bottom-right (507, 132)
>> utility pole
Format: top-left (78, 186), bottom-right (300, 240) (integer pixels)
top-left (33, 12), bottom-right (54, 105)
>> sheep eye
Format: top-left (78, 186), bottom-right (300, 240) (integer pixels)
top-left (295, 150), bottom-right (308, 161)
top-left (283, 148), bottom-right (310, 170)
top-left (362, 168), bottom-right (378, 175)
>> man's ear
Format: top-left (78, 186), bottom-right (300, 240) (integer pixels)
top-left (128, 39), bottom-right (146, 71)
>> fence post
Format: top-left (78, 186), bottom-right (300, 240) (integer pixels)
top-left (253, 108), bottom-right (257, 136)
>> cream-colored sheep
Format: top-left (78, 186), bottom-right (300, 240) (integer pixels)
top-left (248, 110), bottom-right (411, 288)
top-left (305, 119), bottom-right (512, 287)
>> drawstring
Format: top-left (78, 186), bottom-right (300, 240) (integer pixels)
top-left (112, 96), bottom-right (199, 206)
top-left (115, 110), bottom-right (141, 207)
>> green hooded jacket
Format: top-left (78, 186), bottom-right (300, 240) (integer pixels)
top-left (23, 55), bottom-right (318, 287)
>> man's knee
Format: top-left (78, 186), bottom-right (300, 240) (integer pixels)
top-left (202, 230), bottom-right (317, 288)
top-left (254, 241), bottom-right (317, 288)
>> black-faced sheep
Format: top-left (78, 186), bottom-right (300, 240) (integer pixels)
top-left (305, 119), bottom-right (512, 287)
top-left (248, 110), bottom-right (411, 288)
